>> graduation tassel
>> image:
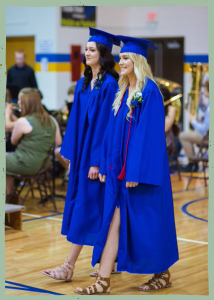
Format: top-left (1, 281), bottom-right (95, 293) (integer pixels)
top-left (118, 108), bottom-right (133, 180)
top-left (118, 164), bottom-right (126, 180)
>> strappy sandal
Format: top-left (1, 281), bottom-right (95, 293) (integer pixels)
top-left (75, 275), bottom-right (110, 295)
top-left (40, 257), bottom-right (75, 282)
top-left (90, 263), bottom-right (121, 277)
top-left (138, 270), bottom-right (172, 292)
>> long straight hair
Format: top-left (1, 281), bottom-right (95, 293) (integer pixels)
top-left (113, 53), bottom-right (158, 118)
top-left (19, 88), bottom-right (53, 128)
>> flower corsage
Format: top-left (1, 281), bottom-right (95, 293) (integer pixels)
top-left (131, 92), bottom-right (143, 107)
top-left (94, 74), bottom-right (103, 90)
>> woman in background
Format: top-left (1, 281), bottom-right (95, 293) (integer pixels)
top-left (6, 88), bottom-right (62, 197)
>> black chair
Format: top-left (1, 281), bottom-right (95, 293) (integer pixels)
top-left (185, 131), bottom-right (209, 191)
top-left (6, 146), bottom-right (58, 212)
top-left (167, 136), bottom-right (181, 181)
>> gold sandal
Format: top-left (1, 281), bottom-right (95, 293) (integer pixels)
top-left (41, 257), bottom-right (75, 282)
top-left (138, 270), bottom-right (172, 292)
top-left (75, 275), bottom-right (110, 295)
top-left (90, 263), bottom-right (121, 277)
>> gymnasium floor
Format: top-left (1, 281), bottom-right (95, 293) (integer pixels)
top-left (5, 173), bottom-right (209, 295)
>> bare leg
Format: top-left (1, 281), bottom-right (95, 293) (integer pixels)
top-left (99, 208), bottom-right (120, 278)
top-left (67, 244), bottom-right (83, 265)
top-left (179, 131), bottom-right (203, 159)
top-left (6, 175), bottom-right (14, 196)
top-left (55, 147), bottom-right (69, 170)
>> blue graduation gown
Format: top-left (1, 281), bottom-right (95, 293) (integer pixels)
top-left (92, 78), bottom-right (179, 274)
top-left (60, 73), bottom-right (118, 246)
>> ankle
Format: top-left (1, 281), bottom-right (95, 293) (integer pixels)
top-left (65, 257), bottom-right (75, 270)
top-left (98, 274), bottom-right (110, 281)
top-left (67, 256), bottom-right (75, 266)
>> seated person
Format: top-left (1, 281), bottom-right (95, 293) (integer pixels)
top-left (179, 80), bottom-right (209, 172)
top-left (5, 91), bottom-right (20, 152)
top-left (6, 88), bottom-right (62, 198)
top-left (160, 86), bottom-right (179, 156)
top-left (55, 84), bottom-right (76, 173)
top-left (61, 84), bottom-right (76, 116)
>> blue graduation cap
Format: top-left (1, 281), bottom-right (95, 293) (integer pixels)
top-left (117, 35), bottom-right (158, 58)
top-left (88, 27), bottom-right (120, 52)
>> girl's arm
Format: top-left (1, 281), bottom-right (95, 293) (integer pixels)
top-left (50, 116), bottom-right (62, 146)
top-left (11, 118), bottom-right (32, 145)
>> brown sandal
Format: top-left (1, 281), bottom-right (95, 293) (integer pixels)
top-left (41, 257), bottom-right (74, 282)
top-left (75, 275), bottom-right (110, 295)
top-left (138, 270), bottom-right (172, 292)
top-left (90, 263), bottom-right (121, 277)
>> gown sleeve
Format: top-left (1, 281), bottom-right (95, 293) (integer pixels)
top-left (98, 112), bottom-right (113, 175)
top-left (126, 89), bottom-right (166, 187)
top-left (60, 80), bottom-right (80, 161)
top-left (90, 82), bottom-right (118, 167)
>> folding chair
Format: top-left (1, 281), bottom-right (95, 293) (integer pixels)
top-left (6, 146), bottom-right (58, 211)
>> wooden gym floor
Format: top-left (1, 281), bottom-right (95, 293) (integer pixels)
top-left (5, 172), bottom-right (209, 295)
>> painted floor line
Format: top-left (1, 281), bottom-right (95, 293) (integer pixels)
top-left (22, 213), bottom-right (42, 218)
top-left (182, 197), bottom-right (208, 223)
top-left (177, 237), bottom-right (208, 245)
top-left (5, 286), bottom-right (63, 295)
top-left (5, 280), bottom-right (64, 295)
top-left (46, 217), bottom-right (62, 221)
top-left (22, 213), bottom-right (63, 223)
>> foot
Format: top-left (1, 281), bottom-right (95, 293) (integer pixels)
top-left (41, 257), bottom-right (74, 282)
top-left (138, 270), bottom-right (172, 292)
top-left (90, 263), bottom-right (121, 277)
top-left (75, 275), bottom-right (110, 295)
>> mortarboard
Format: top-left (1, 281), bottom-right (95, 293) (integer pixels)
top-left (88, 27), bottom-right (120, 51)
top-left (117, 35), bottom-right (158, 58)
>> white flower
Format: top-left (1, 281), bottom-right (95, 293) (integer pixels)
top-left (136, 92), bottom-right (142, 98)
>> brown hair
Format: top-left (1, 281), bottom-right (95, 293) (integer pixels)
top-left (203, 80), bottom-right (209, 92)
top-left (19, 88), bottom-right (53, 128)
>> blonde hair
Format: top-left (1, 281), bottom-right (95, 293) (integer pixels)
top-left (19, 88), bottom-right (53, 128)
top-left (113, 53), bottom-right (157, 118)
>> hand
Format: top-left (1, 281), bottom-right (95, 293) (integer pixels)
top-left (88, 166), bottom-right (99, 180)
top-left (126, 182), bottom-right (138, 188)
top-left (99, 173), bottom-right (106, 183)
top-left (5, 103), bottom-right (13, 118)
top-left (189, 114), bottom-right (196, 123)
